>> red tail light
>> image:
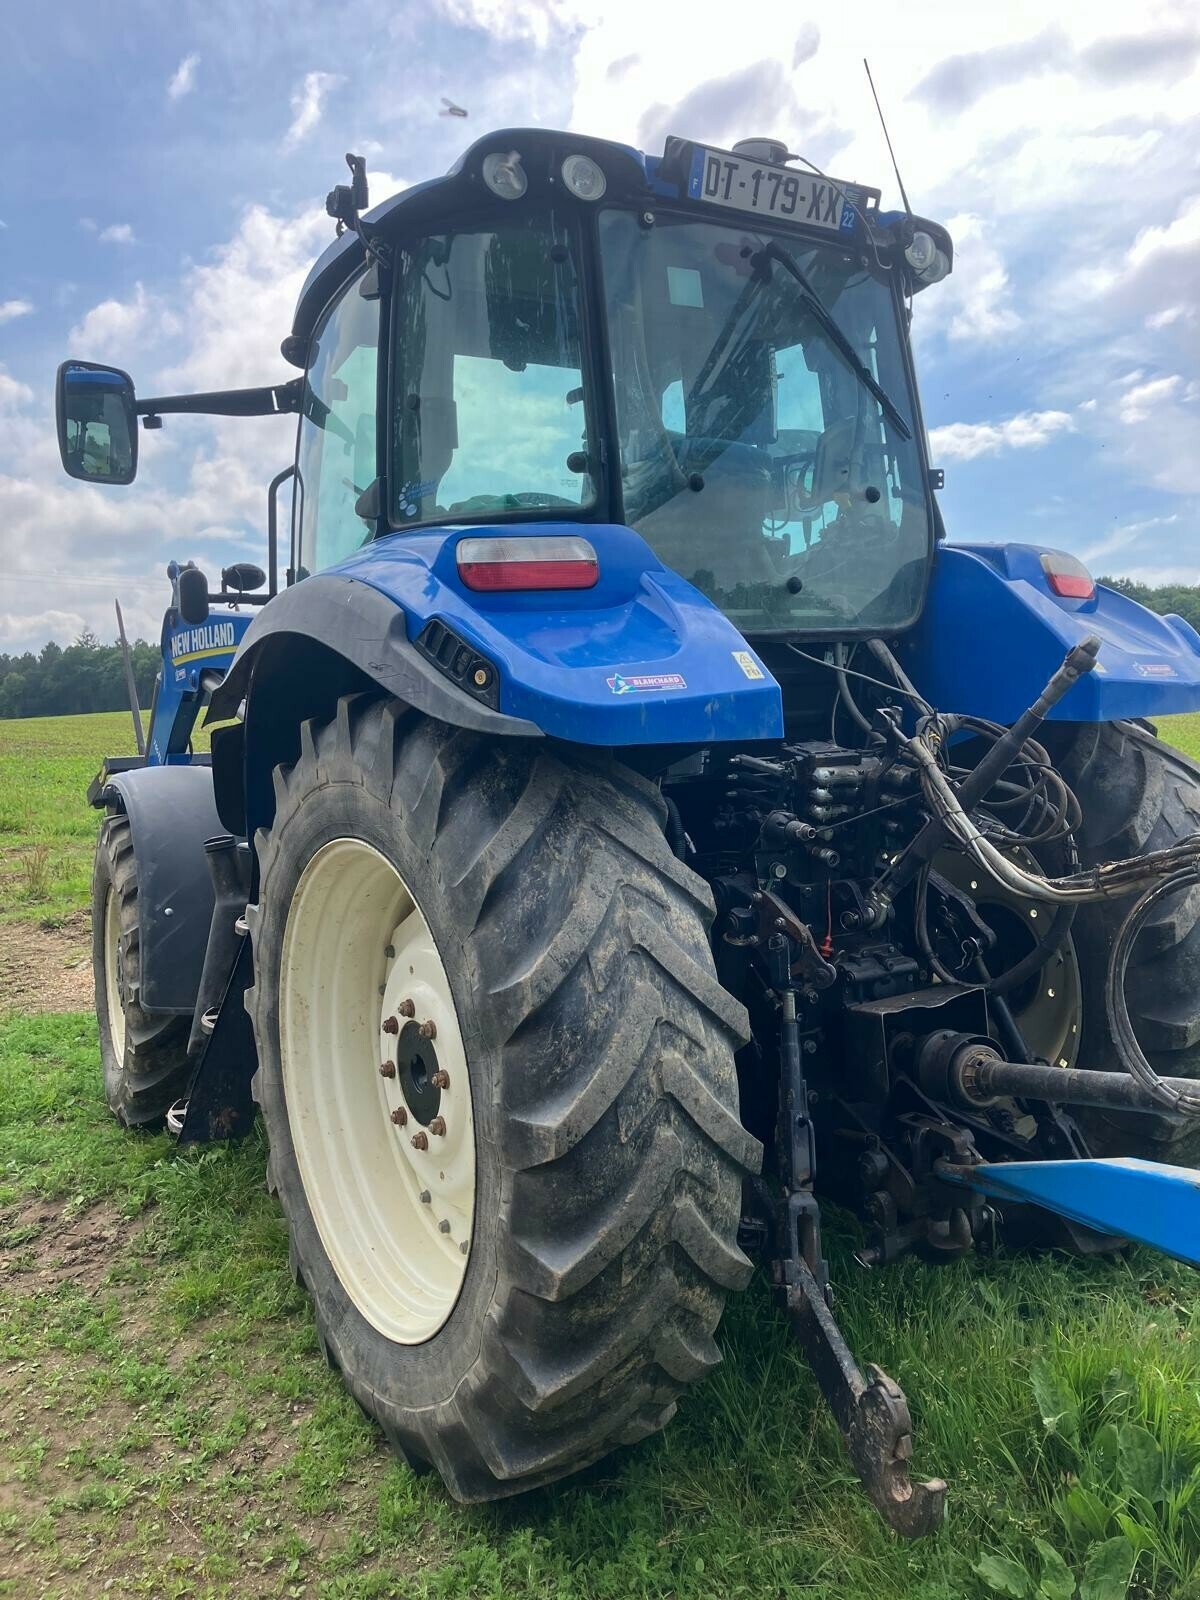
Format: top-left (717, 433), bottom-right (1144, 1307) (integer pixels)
top-left (457, 535), bottom-right (600, 592)
top-left (1039, 550), bottom-right (1095, 600)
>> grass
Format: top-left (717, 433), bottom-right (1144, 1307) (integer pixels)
top-left (0, 710), bottom-right (214, 926)
top-left (2, 708), bottom-right (1200, 1596)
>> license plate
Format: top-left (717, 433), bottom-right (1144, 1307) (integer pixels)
top-left (686, 146), bottom-right (858, 232)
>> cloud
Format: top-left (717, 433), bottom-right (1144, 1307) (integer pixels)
top-left (923, 213), bottom-right (1020, 344)
top-left (929, 410), bottom-right (1075, 462)
top-left (167, 52), bottom-right (199, 101)
top-left (0, 299), bottom-right (33, 324)
top-left (0, 367), bottom-right (34, 412)
top-left (98, 223), bottom-right (136, 246)
top-left (1078, 27), bottom-right (1200, 84)
top-left (913, 29), bottom-right (1064, 114)
top-left (68, 283), bottom-right (180, 365)
top-left (913, 25), bottom-right (1199, 115)
top-left (1118, 374), bottom-right (1187, 425)
top-left (638, 56), bottom-right (830, 160)
top-left (283, 70), bottom-right (343, 149)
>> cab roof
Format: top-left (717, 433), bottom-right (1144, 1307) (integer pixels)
top-left (287, 126), bottom-right (951, 358)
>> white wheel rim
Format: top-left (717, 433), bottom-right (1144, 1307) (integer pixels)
top-left (103, 885), bottom-right (126, 1062)
top-left (279, 838), bottom-right (476, 1344)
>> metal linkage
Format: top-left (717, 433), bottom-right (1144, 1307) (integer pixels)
top-left (785, 1260), bottom-right (947, 1538)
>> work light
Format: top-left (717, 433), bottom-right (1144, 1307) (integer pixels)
top-left (561, 153), bottom-right (606, 201)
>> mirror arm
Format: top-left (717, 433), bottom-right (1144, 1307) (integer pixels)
top-left (136, 378), bottom-right (302, 421)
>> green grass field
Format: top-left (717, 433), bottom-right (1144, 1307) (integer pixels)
top-left (3, 710), bottom-right (1200, 1598)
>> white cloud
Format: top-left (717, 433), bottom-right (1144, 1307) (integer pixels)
top-left (0, 299), bottom-right (33, 324)
top-left (98, 223), bottom-right (136, 246)
top-left (1146, 305), bottom-right (1190, 330)
top-left (929, 410), bottom-right (1075, 462)
top-left (0, 368), bottom-right (34, 412)
top-left (1118, 374), bottom-right (1185, 424)
top-left (68, 283), bottom-right (180, 366)
top-left (283, 71), bottom-right (343, 149)
top-left (167, 53), bottom-right (199, 101)
top-left (933, 213), bottom-right (1021, 344)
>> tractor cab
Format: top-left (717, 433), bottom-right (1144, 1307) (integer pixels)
top-left (285, 129), bottom-right (952, 639)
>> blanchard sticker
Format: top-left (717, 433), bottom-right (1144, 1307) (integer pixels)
top-left (607, 672), bottom-right (687, 695)
top-left (732, 650), bottom-right (764, 680)
top-left (170, 621), bottom-right (237, 660)
top-left (1133, 661), bottom-right (1177, 679)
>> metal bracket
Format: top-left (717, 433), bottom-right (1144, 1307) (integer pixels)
top-left (785, 1259), bottom-right (947, 1538)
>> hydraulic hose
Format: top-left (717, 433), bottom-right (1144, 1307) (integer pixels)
top-left (1105, 865), bottom-right (1200, 1116)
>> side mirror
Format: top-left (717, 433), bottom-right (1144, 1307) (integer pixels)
top-left (56, 360), bottom-right (138, 484)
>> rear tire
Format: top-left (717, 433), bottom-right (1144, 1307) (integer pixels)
top-left (247, 695), bottom-right (760, 1500)
top-left (92, 815), bottom-right (192, 1126)
top-left (1050, 720), bottom-right (1200, 1161)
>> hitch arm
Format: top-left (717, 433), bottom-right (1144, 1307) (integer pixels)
top-left (785, 1260), bottom-right (947, 1538)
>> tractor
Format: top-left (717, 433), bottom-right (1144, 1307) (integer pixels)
top-left (56, 129), bottom-right (1200, 1536)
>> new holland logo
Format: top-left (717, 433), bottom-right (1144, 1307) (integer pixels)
top-left (170, 621), bottom-right (237, 661)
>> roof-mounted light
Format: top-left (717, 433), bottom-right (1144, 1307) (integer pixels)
top-left (1040, 550), bottom-right (1095, 600)
top-left (482, 150), bottom-right (527, 200)
top-left (457, 535), bottom-right (600, 592)
top-left (560, 152), bottom-right (606, 201)
top-left (905, 230), bottom-right (950, 285)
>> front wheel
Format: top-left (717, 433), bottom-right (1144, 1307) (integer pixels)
top-left (92, 815), bottom-right (191, 1126)
top-left (247, 696), bottom-right (760, 1501)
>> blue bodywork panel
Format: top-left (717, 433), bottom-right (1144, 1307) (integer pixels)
top-left (901, 544), bottom-right (1200, 723)
top-left (333, 521), bottom-right (783, 746)
top-left (943, 1157), bottom-right (1200, 1268)
top-left (147, 605), bottom-right (254, 764)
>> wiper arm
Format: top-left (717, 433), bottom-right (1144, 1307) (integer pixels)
top-left (754, 243), bottom-right (912, 442)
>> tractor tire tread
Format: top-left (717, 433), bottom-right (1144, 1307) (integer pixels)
top-left (93, 814), bottom-right (191, 1127)
top-left (247, 694), bottom-right (760, 1501)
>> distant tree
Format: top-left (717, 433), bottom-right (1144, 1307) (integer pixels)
top-left (0, 635), bottom-right (159, 719)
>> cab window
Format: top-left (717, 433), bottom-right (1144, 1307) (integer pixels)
top-left (391, 214), bottom-right (595, 523)
top-left (296, 275), bottom-right (380, 575)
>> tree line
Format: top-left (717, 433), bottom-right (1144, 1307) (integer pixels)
top-left (1, 576), bottom-right (1198, 721)
top-left (0, 630), bottom-right (159, 720)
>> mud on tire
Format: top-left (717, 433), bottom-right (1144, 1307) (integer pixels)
top-left (247, 695), bottom-right (761, 1500)
top-left (93, 814), bottom-right (192, 1126)
top-left (1050, 719), bottom-right (1200, 1162)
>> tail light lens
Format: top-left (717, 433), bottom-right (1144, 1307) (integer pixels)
top-left (1039, 550), bottom-right (1095, 600)
top-left (457, 535), bottom-right (599, 592)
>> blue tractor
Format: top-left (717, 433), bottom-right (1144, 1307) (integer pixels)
top-left (57, 131), bottom-right (1200, 1536)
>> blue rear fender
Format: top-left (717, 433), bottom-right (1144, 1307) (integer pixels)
top-left (334, 521), bottom-right (784, 746)
top-left (900, 543), bottom-right (1200, 724)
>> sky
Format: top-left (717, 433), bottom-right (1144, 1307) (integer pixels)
top-left (1, 0), bottom-right (1198, 652)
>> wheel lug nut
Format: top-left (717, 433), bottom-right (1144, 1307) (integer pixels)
top-left (410, 1131), bottom-right (429, 1151)
top-left (398, 998), bottom-right (416, 1018)
top-left (431, 1069), bottom-right (450, 1090)
top-left (418, 1019), bottom-right (437, 1040)
top-left (382, 1016), bottom-right (400, 1036)
top-left (438, 1219), bottom-right (451, 1234)
top-left (390, 1106), bottom-right (408, 1126)
top-left (429, 1115), bottom-right (447, 1137)
top-left (419, 1189), bottom-right (431, 1204)
top-left (379, 1061), bottom-right (396, 1079)
top-left (460, 1239), bottom-right (469, 1255)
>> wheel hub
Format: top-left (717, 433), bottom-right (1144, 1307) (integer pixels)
top-left (394, 1021), bottom-right (442, 1125)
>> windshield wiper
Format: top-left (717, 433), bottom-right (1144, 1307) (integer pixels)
top-left (754, 242), bottom-right (912, 442)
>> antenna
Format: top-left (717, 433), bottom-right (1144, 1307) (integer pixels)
top-left (863, 58), bottom-right (913, 219)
